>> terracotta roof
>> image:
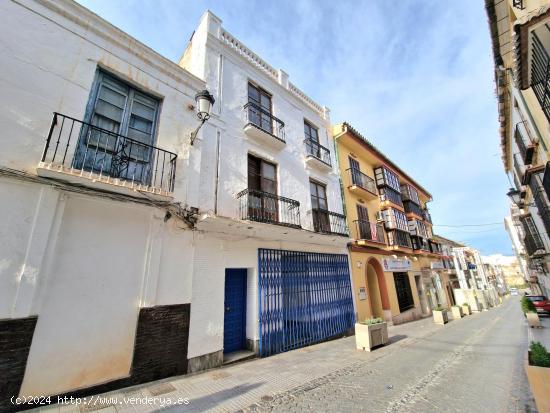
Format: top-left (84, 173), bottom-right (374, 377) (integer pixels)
top-left (432, 234), bottom-right (465, 248)
top-left (335, 122), bottom-right (433, 200)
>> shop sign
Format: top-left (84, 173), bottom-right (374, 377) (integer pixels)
top-left (382, 257), bottom-right (412, 272)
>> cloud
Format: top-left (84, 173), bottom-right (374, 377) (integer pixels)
top-left (77, 0), bottom-right (512, 254)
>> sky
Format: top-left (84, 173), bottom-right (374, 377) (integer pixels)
top-left (77, 0), bottom-right (513, 255)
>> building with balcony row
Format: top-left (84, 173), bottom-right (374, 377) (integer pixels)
top-left (486, 0), bottom-right (550, 297)
top-left (333, 123), bottom-right (446, 324)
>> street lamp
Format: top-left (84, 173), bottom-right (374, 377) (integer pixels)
top-left (506, 188), bottom-right (522, 207)
top-left (190, 89), bottom-right (215, 145)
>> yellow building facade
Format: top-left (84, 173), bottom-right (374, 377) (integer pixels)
top-left (333, 123), bottom-right (445, 325)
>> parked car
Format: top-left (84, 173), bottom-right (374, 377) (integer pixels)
top-left (510, 288), bottom-right (519, 296)
top-left (525, 295), bottom-right (550, 315)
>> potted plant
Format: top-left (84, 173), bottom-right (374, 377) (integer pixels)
top-left (525, 341), bottom-right (550, 413)
top-left (432, 305), bottom-right (448, 325)
top-left (521, 296), bottom-right (541, 328)
top-left (461, 302), bottom-right (471, 316)
top-left (451, 305), bottom-right (463, 319)
top-left (355, 317), bottom-right (389, 351)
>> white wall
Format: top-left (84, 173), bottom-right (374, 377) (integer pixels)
top-left (181, 12), bottom-right (345, 228)
top-left (189, 233), bottom-right (347, 359)
top-left (0, 0), bottom-right (206, 206)
top-left (0, 0), bottom-right (204, 397)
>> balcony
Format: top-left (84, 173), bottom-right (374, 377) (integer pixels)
top-left (428, 239), bottom-right (442, 255)
top-left (237, 189), bottom-right (301, 228)
top-left (529, 173), bottom-right (550, 235)
top-left (423, 208), bottom-right (432, 224)
top-left (400, 184), bottom-right (420, 205)
top-left (304, 138), bottom-right (331, 171)
top-left (346, 168), bottom-right (377, 199)
top-left (309, 208), bottom-right (348, 236)
top-left (243, 102), bottom-right (285, 150)
top-left (387, 229), bottom-right (412, 250)
top-left (403, 200), bottom-right (424, 218)
top-left (354, 220), bottom-right (385, 245)
top-left (411, 235), bottom-right (429, 252)
top-left (524, 232), bottom-right (545, 256)
top-left (379, 187), bottom-right (403, 208)
top-left (515, 122), bottom-right (535, 166)
top-left (38, 113), bottom-right (177, 198)
top-left (531, 33), bottom-right (550, 123)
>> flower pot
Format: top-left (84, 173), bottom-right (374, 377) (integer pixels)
top-left (461, 305), bottom-right (471, 315)
top-left (526, 312), bottom-right (541, 328)
top-left (451, 306), bottom-right (463, 319)
top-left (355, 322), bottom-right (389, 351)
top-left (433, 310), bottom-right (448, 325)
top-left (525, 352), bottom-right (550, 413)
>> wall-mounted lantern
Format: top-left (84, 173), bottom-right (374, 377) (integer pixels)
top-left (506, 188), bottom-right (522, 207)
top-left (190, 89), bottom-right (215, 145)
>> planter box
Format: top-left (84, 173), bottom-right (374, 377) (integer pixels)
top-left (526, 353), bottom-right (550, 413)
top-left (451, 306), bottom-right (463, 319)
top-left (526, 312), bottom-right (541, 328)
top-left (433, 310), bottom-right (448, 325)
top-left (462, 305), bottom-right (471, 315)
top-left (355, 322), bottom-right (389, 351)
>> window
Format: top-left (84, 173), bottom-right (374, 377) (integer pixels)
top-left (385, 208), bottom-right (408, 232)
top-left (74, 71), bottom-right (160, 182)
top-left (375, 166), bottom-right (401, 193)
top-left (393, 272), bottom-right (414, 312)
top-left (304, 121), bottom-right (319, 142)
top-left (248, 83), bottom-right (272, 133)
top-left (248, 154), bottom-right (278, 222)
top-left (310, 180), bottom-right (330, 232)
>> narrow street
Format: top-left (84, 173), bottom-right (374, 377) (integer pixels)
top-left (45, 297), bottom-right (536, 413)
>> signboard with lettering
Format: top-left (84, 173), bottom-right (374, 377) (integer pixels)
top-left (382, 258), bottom-right (412, 272)
top-left (358, 287), bottom-right (367, 301)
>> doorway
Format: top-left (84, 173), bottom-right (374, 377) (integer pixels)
top-left (223, 269), bottom-right (247, 354)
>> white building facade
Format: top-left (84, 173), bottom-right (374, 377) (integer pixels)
top-left (0, 0), bottom-right (355, 405)
top-left (179, 11), bottom-right (354, 365)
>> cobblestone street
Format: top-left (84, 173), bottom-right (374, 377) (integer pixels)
top-left (39, 296), bottom-right (537, 413)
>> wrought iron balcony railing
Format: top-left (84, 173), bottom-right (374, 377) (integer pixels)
top-left (304, 138), bottom-right (331, 167)
top-left (41, 112), bottom-right (177, 193)
top-left (513, 0), bottom-right (525, 9)
top-left (428, 239), bottom-right (442, 254)
top-left (515, 122), bottom-right (535, 165)
top-left (524, 232), bottom-right (545, 256)
top-left (403, 200), bottom-right (424, 217)
top-left (347, 168), bottom-right (377, 195)
top-left (530, 173), bottom-right (550, 235)
top-left (411, 235), bottom-right (429, 251)
top-left (531, 33), bottom-right (550, 123)
top-left (354, 220), bottom-right (385, 243)
top-left (387, 229), bottom-right (412, 249)
top-left (379, 187), bottom-right (403, 207)
top-left (244, 102), bottom-right (285, 143)
top-left (237, 188), bottom-right (301, 228)
top-left (310, 208), bottom-right (348, 236)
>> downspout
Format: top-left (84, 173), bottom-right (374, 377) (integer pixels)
top-left (333, 124), bottom-right (349, 229)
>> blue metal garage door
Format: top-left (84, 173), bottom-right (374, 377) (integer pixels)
top-left (258, 249), bottom-right (355, 357)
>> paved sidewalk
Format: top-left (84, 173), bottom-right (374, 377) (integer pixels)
top-left (35, 298), bottom-right (532, 413)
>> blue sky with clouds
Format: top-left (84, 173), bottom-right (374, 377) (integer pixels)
top-left (77, 0), bottom-right (512, 255)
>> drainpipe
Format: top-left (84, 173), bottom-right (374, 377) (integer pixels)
top-left (333, 124), bottom-right (349, 227)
